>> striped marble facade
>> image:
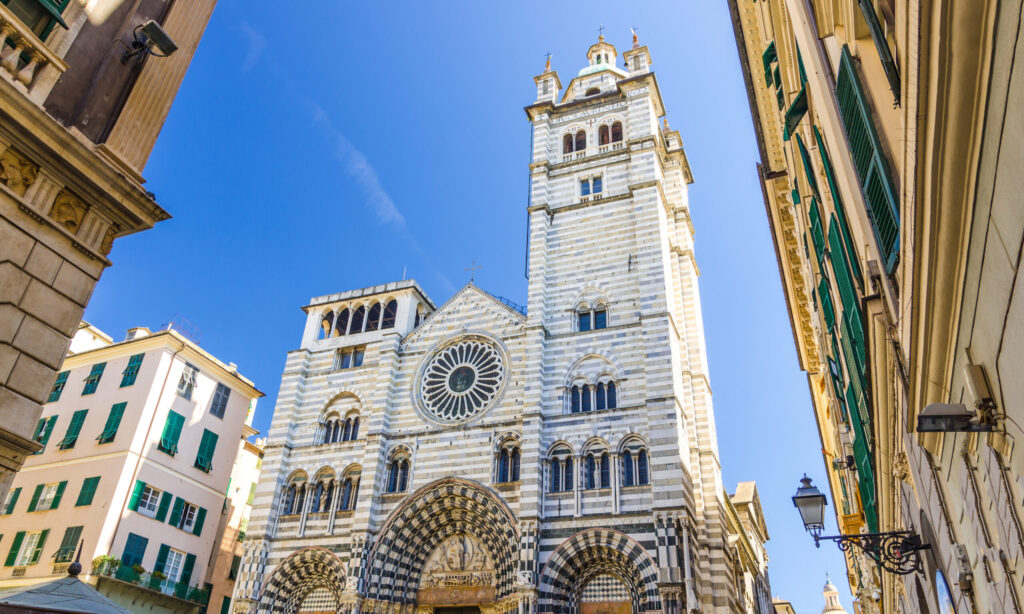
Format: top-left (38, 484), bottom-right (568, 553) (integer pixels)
top-left (234, 37), bottom-right (750, 614)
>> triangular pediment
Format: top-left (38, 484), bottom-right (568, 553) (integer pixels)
top-left (400, 283), bottom-right (525, 350)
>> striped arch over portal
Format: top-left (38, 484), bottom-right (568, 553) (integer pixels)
top-left (537, 528), bottom-right (661, 614)
top-left (257, 547), bottom-right (347, 614)
top-left (362, 477), bottom-right (520, 607)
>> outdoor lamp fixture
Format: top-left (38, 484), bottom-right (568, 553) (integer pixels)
top-left (792, 475), bottom-right (930, 575)
top-left (122, 20), bottom-right (178, 62)
top-left (917, 364), bottom-right (1000, 433)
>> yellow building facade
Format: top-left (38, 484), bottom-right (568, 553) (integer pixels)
top-left (728, 0), bottom-right (1024, 612)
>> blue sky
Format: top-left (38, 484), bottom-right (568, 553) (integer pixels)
top-left (83, 1), bottom-right (855, 611)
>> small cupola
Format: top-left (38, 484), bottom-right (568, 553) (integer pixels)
top-left (577, 35), bottom-right (626, 79)
top-left (534, 53), bottom-right (561, 103)
top-left (622, 28), bottom-right (652, 75)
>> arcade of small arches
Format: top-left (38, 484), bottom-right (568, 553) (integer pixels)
top-left (547, 438), bottom-right (650, 493)
top-left (255, 479), bottom-right (665, 614)
top-left (562, 121), bottom-right (624, 156)
top-left (319, 413), bottom-right (360, 444)
top-left (280, 466), bottom-right (362, 517)
top-left (318, 299), bottom-right (399, 340)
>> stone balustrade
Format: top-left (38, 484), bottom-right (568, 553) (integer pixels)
top-left (0, 4), bottom-right (67, 97)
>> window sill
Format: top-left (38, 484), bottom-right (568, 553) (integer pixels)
top-left (582, 487), bottom-right (612, 493)
top-left (279, 514), bottom-right (300, 520)
top-left (565, 407), bottom-right (619, 416)
top-left (547, 491), bottom-right (573, 497)
top-left (381, 491), bottom-right (407, 500)
top-left (156, 447), bottom-right (177, 457)
top-left (335, 509), bottom-right (354, 517)
top-left (317, 439), bottom-right (361, 447)
top-left (193, 465), bottom-right (212, 474)
top-left (495, 481), bottom-right (521, 490)
top-left (621, 484), bottom-right (651, 490)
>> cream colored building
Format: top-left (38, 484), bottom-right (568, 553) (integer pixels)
top-left (0, 0), bottom-right (217, 500)
top-left (728, 0), bottom-right (1024, 612)
top-left (725, 483), bottom-right (772, 614)
top-left (0, 323), bottom-right (262, 613)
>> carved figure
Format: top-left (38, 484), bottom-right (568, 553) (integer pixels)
top-left (0, 148), bottom-right (38, 196)
top-left (50, 191), bottom-right (86, 233)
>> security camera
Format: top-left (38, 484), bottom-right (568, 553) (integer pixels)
top-left (122, 20), bottom-right (178, 62)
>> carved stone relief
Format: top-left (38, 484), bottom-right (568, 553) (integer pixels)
top-left (49, 189), bottom-right (87, 233)
top-left (0, 147), bottom-right (38, 196)
top-left (418, 533), bottom-right (497, 605)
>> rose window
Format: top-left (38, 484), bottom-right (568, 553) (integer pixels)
top-left (420, 339), bottom-right (505, 422)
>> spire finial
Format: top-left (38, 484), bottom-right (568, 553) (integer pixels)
top-left (631, 26), bottom-right (639, 48)
top-left (544, 51), bottom-right (552, 72)
top-left (598, 24), bottom-right (605, 41)
top-left (662, 117), bottom-right (670, 132)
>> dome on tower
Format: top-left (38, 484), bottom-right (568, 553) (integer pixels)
top-left (577, 35), bottom-right (627, 78)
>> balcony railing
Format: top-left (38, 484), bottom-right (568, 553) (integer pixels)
top-left (92, 560), bottom-right (210, 606)
top-left (0, 4), bottom-right (67, 97)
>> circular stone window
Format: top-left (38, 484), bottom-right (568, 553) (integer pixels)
top-left (419, 337), bottom-right (506, 423)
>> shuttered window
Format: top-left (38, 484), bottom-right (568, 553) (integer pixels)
top-left (82, 363), bottom-right (105, 395)
top-left (808, 198), bottom-right (826, 263)
top-left (120, 354), bottom-right (144, 387)
top-left (210, 383), bottom-right (230, 419)
top-left (57, 409), bottom-right (87, 449)
top-left (846, 383), bottom-right (878, 532)
top-left (75, 476), bottom-right (100, 506)
top-left (857, 0), bottom-right (900, 102)
top-left (1, 487), bottom-right (21, 515)
top-left (814, 126), bottom-right (863, 289)
top-left (835, 45), bottom-right (900, 273)
top-left (32, 416), bottom-right (57, 454)
top-left (47, 371), bottom-right (68, 403)
top-left (762, 41), bottom-right (777, 86)
top-left (54, 526), bottom-right (82, 563)
top-left (195, 430), bottom-right (218, 473)
top-left (97, 403), bottom-right (125, 444)
top-left (121, 533), bottom-right (147, 567)
top-left (783, 86), bottom-right (808, 141)
top-left (157, 411), bottom-right (185, 456)
top-left (818, 277), bottom-right (836, 330)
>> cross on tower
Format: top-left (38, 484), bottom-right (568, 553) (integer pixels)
top-left (465, 260), bottom-right (482, 283)
top-left (597, 24), bottom-right (606, 38)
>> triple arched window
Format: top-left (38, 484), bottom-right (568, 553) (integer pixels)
top-left (598, 121), bottom-right (624, 146)
top-left (318, 299), bottom-right (398, 339)
top-left (385, 449), bottom-right (411, 494)
top-left (563, 130), bottom-right (587, 155)
top-left (569, 381), bottom-right (618, 413)
top-left (320, 414), bottom-right (360, 444)
top-left (495, 442), bottom-right (521, 483)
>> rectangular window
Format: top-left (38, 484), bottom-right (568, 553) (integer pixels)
top-left (97, 403), bottom-right (126, 444)
top-left (54, 526), bottom-right (82, 563)
top-left (578, 312), bottom-right (591, 332)
top-left (221, 596), bottom-right (232, 614)
top-left (2, 0), bottom-right (70, 39)
top-left (136, 484), bottom-right (162, 518)
top-left (579, 176), bottom-right (603, 197)
top-left (177, 502), bottom-right (198, 532)
top-left (594, 309), bottom-right (607, 330)
top-left (835, 45), bottom-right (900, 273)
top-left (169, 496), bottom-right (206, 535)
top-left (580, 178), bottom-right (590, 196)
top-left (814, 126), bottom-right (863, 288)
top-left (32, 415), bottom-right (57, 454)
top-left (1, 487), bottom-right (21, 515)
top-left (157, 411), bottom-right (185, 456)
top-left (28, 481), bottom-right (66, 511)
top-left (818, 277), bottom-right (836, 330)
top-left (76, 476), bottom-right (100, 506)
top-left (229, 554), bottom-right (241, 580)
top-left (120, 353), bottom-right (144, 387)
top-left (47, 371), bottom-right (68, 403)
top-left (195, 429), bottom-right (218, 473)
top-left (177, 363), bottom-right (198, 400)
top-left (335, 347), bottom-right (366, 370)
top-left (163, 548), bottom-right (185, 582)
top-left (121, 533), bottom-right (148, 568)
top-left (57, 409), bottom-right (87, 449)
top-left (210, 383), bottom-right (230, 419)
top-left (82, 363), bottom-right (105, 395)
top-left (12, 530), bottom-right (48, 566)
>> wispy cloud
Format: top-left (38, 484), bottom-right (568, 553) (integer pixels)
top-left (238, 21), bottom-right (266, 72)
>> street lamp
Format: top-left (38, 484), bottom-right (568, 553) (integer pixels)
top-left (792, 475), bottom-right (930, 575)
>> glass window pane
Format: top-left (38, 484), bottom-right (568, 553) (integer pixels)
top-left (594, 310), bottom-right (607, 329)
top-left (579, 312), bottom-right (591, 331)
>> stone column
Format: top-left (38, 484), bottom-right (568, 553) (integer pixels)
top-left (612, 452), bottom-right (621, 514)
top-left (298, 484), bottom-right (311, 535)
top-left (574, 454), bottom-right (582, 517)
top-left (328, 478), bottom-right (342, 534)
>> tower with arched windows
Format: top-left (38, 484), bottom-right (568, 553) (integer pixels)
top-left (235, 35), bottom-right (766, 614)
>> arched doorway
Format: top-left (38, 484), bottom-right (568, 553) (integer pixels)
top-left (258, 547), bottom-right (347, 613)
top-left (362, 478), bottom-right (520, 613)
top-left (537, 529), bottom-right (660, 614)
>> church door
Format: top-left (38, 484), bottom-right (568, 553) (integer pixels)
top-left (434, 607), bottom-right (482, 614)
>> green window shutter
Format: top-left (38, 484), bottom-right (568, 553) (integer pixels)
top-left (58, 409), bottom-right (88, 449)
top-left (76, 477), bottom-right (100, 506)
top-left (774, 67), bottom-right (784, 110)
top-left (158, 412), bottom-right (184, 456)
top-left (818, 277), bottom-right (836, 330)
top-left (782, 85), bottom-right (808, 141)
top-left (795, 133), bottom-right (819, 197)
top-left (808, 197), bottom-right (826, 263)
top-left (35, 416), bottom-right (57, 453)
top-left (49, 481), bottom-right (66, 510)
top-left (3, 488), bottom-right (21, 515)
top-left (221, 596), bottom-right (232, 614)
top-left (229, 554), bottom-right (241, 580)
top-left (82, 363), bottom-right (106, 395)
top-left (5, 532), bottom-right (24, 566)
top-left (28, 529), bottom-right (48, 565)
top-left (762, 41), bottom-right (777, 86)
top-left (169, 497), bottom-right (185, 526)
top-left (154, 544), bottom-right (170, 574)
top-left (796, 43), bottom-right (808, 85)
top-left (127, 480), bottom-right (146, 511)
top-left (195, 430), bottom-right (218, 473)
top-left (192, 507), bottom-right (206, 536)
top-left (26, 484), bottom-right (43, 512)
top-left (97, 403), bottom-right (126, 444)
top-left (247, 482), bottom-right (256, 506)
top-left (814, 126), bottom-right (863, 288)
top-left (55, 526), bottom-right (82, 563)
top-left (47, 371), bottom-right (68, 403)
top-left (180, 552), bottom-right (196, 586)
top-left (857, 0), bottom-right (900, 102)
top-left (120, 354), bottom-right (145, 387)
top-left (121, 533), bottom-right (147, 567)
top-left (835, 45), bottom-right (900, 273)
top-left (846, 384), bottom-right (878, 532)
top-left (155, 491), bottom-right (173, 522)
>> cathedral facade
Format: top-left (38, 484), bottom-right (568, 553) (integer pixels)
top-left (234, 36), bottom-right (769, 614)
